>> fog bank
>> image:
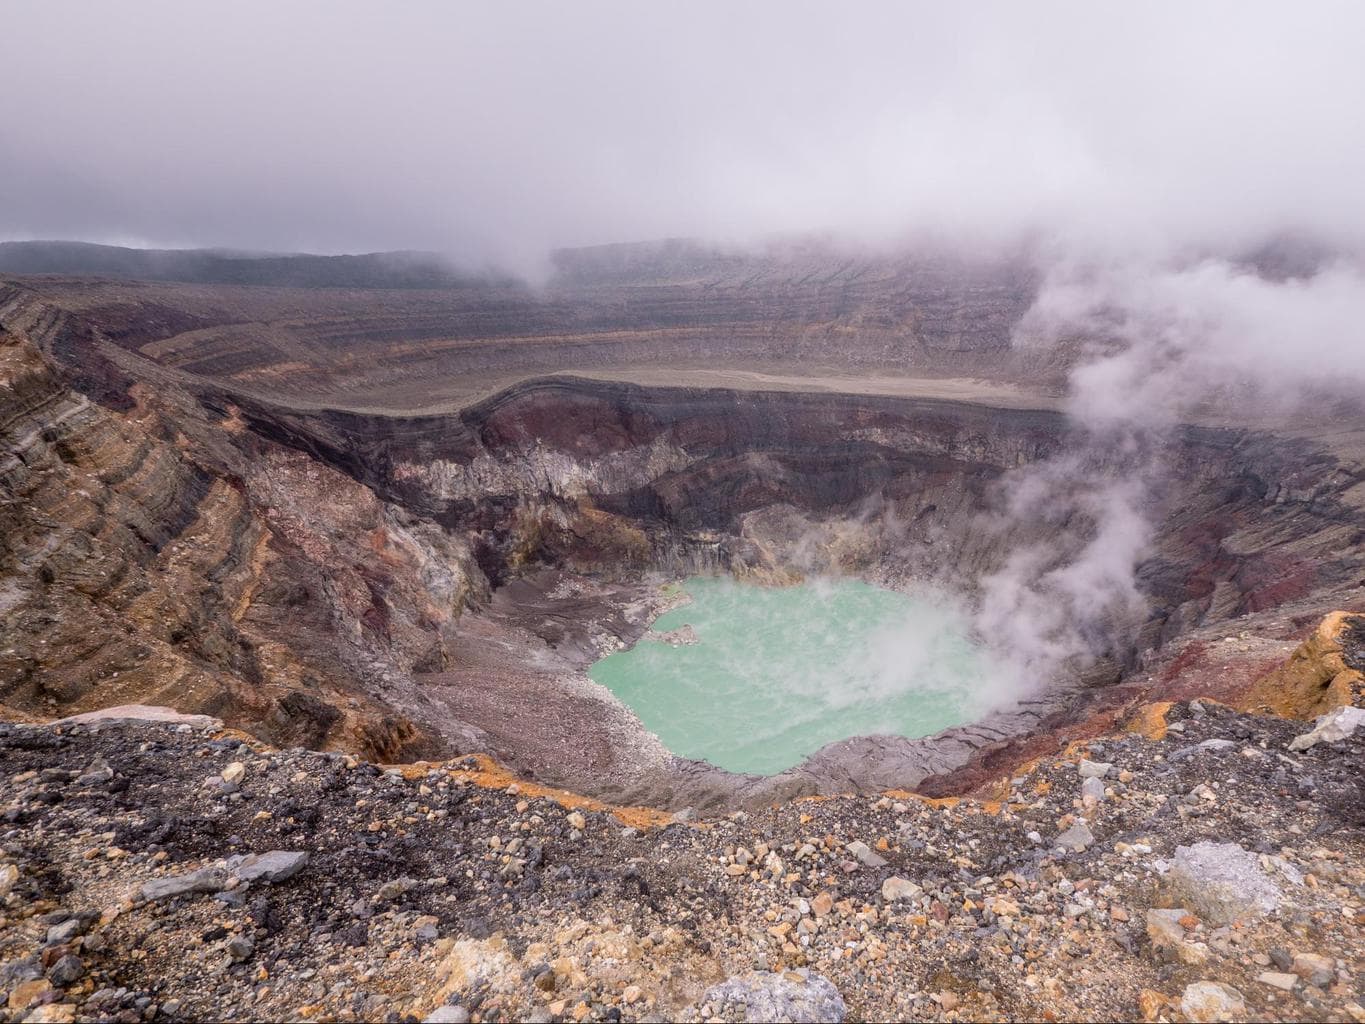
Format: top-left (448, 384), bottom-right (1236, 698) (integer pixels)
top-left (5, 2), bottom-right (1365, 269)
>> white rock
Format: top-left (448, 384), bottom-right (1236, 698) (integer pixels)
top-left (424, 1007), bottom-right (471, 1024)
top-left (1288, 705), bottom-right (1365, 751)
top-left (1180, 981), bottom-right (1245, 1022)
top-left (1256, 971), bottom-right (1298, 991)
top-left (51, 705), bottom-right (223, 731)
top-left (221, 762), bottom-right (247, 786)
top-left (698, 970), bottom-right (845, 1023)
top-left (881, 877), bottom-right (922, 901)
top-left (1077, 759), bottom-right (1113, 779)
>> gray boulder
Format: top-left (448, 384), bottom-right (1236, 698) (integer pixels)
top-left (1055, 821), bottom-right (1095, 852)
top-left (140, 865), bottom-right (231, 902)
top-left (844, 841), bottom-right (887, 868)
top-left (1168, 841), bottom-right (1285, 924)
top-left (75, 758), bottom-right (115, 786)
top-left (229, 851), bottom-right (309, 883)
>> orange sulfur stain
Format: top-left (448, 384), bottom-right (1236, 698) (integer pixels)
top-left (1123, 701), bottom-right (1173, 741)
top-left (389, 753), bottom-right (674, 829)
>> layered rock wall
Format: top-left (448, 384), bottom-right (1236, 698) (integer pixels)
top-left (0, 319), bottom-right (487, 760)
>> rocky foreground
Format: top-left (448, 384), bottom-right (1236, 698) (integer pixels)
top-left (1, 701), bottom-right (1362, 1024)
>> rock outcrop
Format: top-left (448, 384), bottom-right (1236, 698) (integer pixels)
top-left (1242, 610), bottom-right (1365, 718)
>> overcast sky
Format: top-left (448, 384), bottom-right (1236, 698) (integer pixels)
top-left (5, 1), bottom-right (1364, 268)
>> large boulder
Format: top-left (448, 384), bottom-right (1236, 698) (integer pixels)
top-left (1179, 981), bottom-right (1245, 1022)
top-left (1288, 705), bottom-right (1365, 751)
top-left (1168, 841), bottom-right (1285, 924)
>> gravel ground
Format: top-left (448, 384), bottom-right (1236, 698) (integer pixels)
top-left (0, 700), bottom-right (1361, 1023)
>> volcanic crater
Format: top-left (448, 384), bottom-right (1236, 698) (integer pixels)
top-left (2, 240), bottom-right (1362, 812)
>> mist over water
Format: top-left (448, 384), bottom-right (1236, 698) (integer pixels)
top-left (590, 577), bottom-right (998, 775)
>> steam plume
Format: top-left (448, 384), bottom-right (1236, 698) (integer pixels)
top-left (975, 249), bottom-right (1365, 685)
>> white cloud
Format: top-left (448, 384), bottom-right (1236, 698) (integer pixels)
top-left (3, 1), bottom-right (1364, 267)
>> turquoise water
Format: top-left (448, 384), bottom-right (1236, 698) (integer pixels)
top-left (589, 576), bottom-right (994, 775)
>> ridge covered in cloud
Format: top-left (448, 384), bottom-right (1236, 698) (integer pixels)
top-left (4, 1), bottom-right (1364, 268)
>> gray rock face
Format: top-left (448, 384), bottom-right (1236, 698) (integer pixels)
top-left (140, 866), bottom-right (231, 902)
top-left (1080, 776), bottom-right (1106, 802)
top-left (699, 970), bottom-right (846, 1023)
top-left (228, 851), bottom-right (309, 883)
top-left (1077, 759), bottom-right (1113, 779)
top-left (1168, 841), bottom-right (1285, 924)
top-left (424, 1008), bottom-right (471, 1024)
